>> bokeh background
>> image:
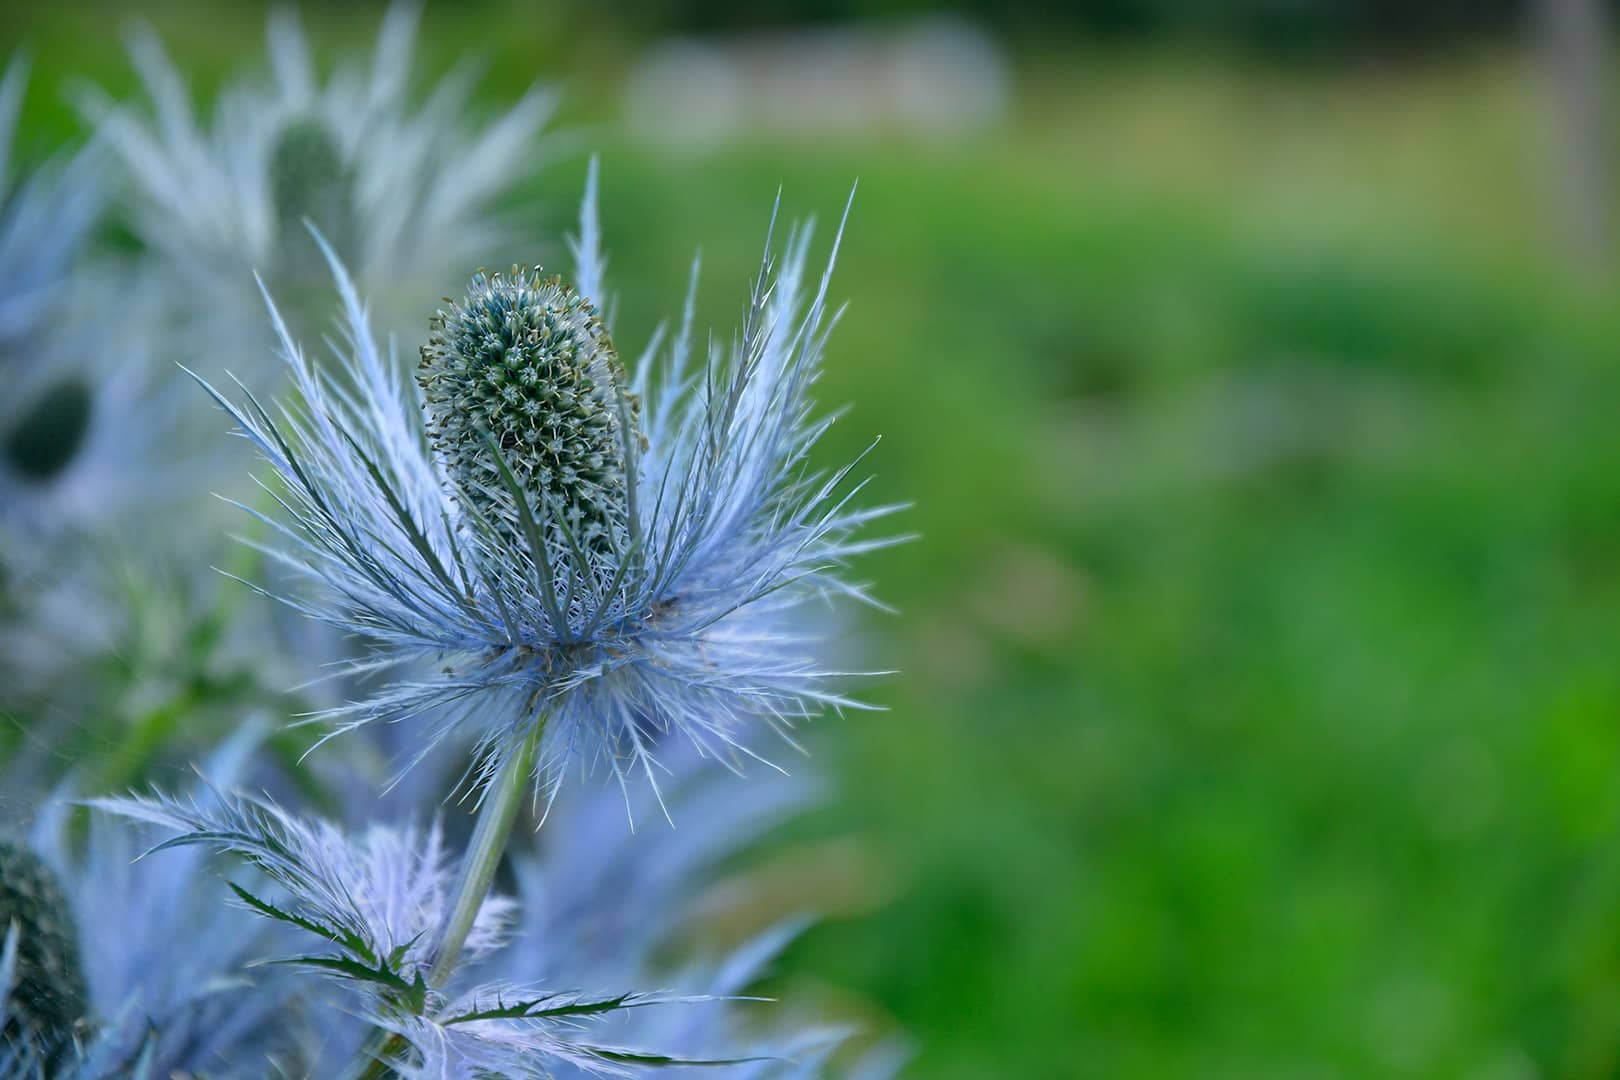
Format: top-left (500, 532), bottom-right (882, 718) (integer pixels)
top-left (8, 0), bottom-right (1620, 1075)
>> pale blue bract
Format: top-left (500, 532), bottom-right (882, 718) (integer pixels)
top-left (203, 163), bottom-right (902, 811)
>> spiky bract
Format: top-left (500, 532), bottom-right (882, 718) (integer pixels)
top-left (201, 167), bottom-right (900, 806)
top-left (88, 791), bottom-right (514, 990)
top-left (91, 789), bottom-right (741, 1078)
top-left (13, 731), bottom-right (292, 1079)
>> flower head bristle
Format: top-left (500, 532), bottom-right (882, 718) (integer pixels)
top-left (0, 837), bottom-right (88, 1051)
top-left (419, 268), bottom-right (633, 554)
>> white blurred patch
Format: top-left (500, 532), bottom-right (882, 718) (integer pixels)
top-left (626, 16), bottom-right (1011, 148)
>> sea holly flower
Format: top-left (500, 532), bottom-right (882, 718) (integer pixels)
top-left (1, 733), bottom-right (290, 1079)
top-left (90, 789), bottom-right (751, 1078)
top-left (201, 165), bottom-right (903, 810)
top-left (0, 58), bottom-right (100, 358)
top-left (81, 3), bottom-right (556, 378)
top-left (0, 55), bottom-right (206, 739)
top-left (417, 268), bottom-right (634, 563)
top-left (88, 790), bottom-right (515, 995)
top-left (0, 923), bottom-right (53, 1079)
top-left (0, 55), bottom-right (106, 547)
top-left (196, 164), bottom-right (902, 1055)
top-left (21, 812), bottom-right (288, 1079)
top-left (91, 756), bottom-right (902, 1078)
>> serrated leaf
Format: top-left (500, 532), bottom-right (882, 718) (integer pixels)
top-left (228, 881), bottom-right (378, 966)
top-left (264, 954), bottom-right (415, 998)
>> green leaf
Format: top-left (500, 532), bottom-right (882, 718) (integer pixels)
top-left (263, 954), bottom-right (415, 998)
top-left (227, 881), bottom-right (378, 967)
top-left (583, 1045), bottom-right (772, 1068)
top-left (442, 991), bottom-right (644, 1024)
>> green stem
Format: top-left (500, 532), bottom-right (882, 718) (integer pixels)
top-left (345, 1033), bottom-right (409, 1080)
top-left (341, 720), bottom-right (544, 1080)
top-left (428, 722), bottom-right (543, 986)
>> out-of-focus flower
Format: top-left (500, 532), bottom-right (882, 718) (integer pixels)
top-left (0, 55), bottom-right (107, 555)
top-left (200, 165), bottom-right (902, 808)
top-left (0, 56), bottom-right (217, 748)
top-left (0, 838), bottom-right (86, 1059)
top-left (0, 58), bottom-right (100, 358)
top-left (81, 3), bottom-right (556, 380)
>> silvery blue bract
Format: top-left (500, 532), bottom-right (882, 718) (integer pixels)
top-left (202, 164), bottom-right (902, 808)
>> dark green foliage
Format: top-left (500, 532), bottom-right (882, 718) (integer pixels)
top-left (0, 839), bottom-right (87, 1052)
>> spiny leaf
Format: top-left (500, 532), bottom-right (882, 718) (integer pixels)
top-left (263, 955), bottom-right (414, 998)
top-left (228, 881), bottom-right (375, 965)
top-left (441, 991), bottom-right (644, 1025)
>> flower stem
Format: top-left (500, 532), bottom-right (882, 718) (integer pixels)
top-left (428, 720), bottom-right (543, 986)
top-left (340, 720), bottom-right (544, 1080)
top-left (344, 1033), bottom-right (409, 1080)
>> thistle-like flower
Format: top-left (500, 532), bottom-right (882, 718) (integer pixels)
top-left (82, 3), bottom-right (556, 379)
top-left (91, 789), bottom-right (748, 1077)
top-left (204, 165), bottom-right (901, 806)
top-left (0, 55), bottom-right (106, 544)
top-left (2, 732), bottom-right (291, 1079)
top-left (0, 58), bottom-right (100, 356)
top-left (90, 792), bottom-right (514, 990)
top-left (0, 56), bottom-right (206, 724)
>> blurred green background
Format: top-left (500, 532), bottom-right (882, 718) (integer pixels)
top-left (10, 0), bottom-right (1620, 1075)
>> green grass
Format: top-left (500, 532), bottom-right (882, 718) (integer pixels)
top-left (12, 2), bottom-right (1620, 1074)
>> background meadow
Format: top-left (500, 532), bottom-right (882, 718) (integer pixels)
top-left (6, 1), bottom-right (1620, 1076)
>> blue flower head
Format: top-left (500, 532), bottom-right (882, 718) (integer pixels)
top-left (0, 172), bottom-right (232, 732)
top-left (204, 164), bottom-right (903, 809)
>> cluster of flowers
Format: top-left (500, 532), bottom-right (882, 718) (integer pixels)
top-left (0, 6), bottom-right (901, 1078)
